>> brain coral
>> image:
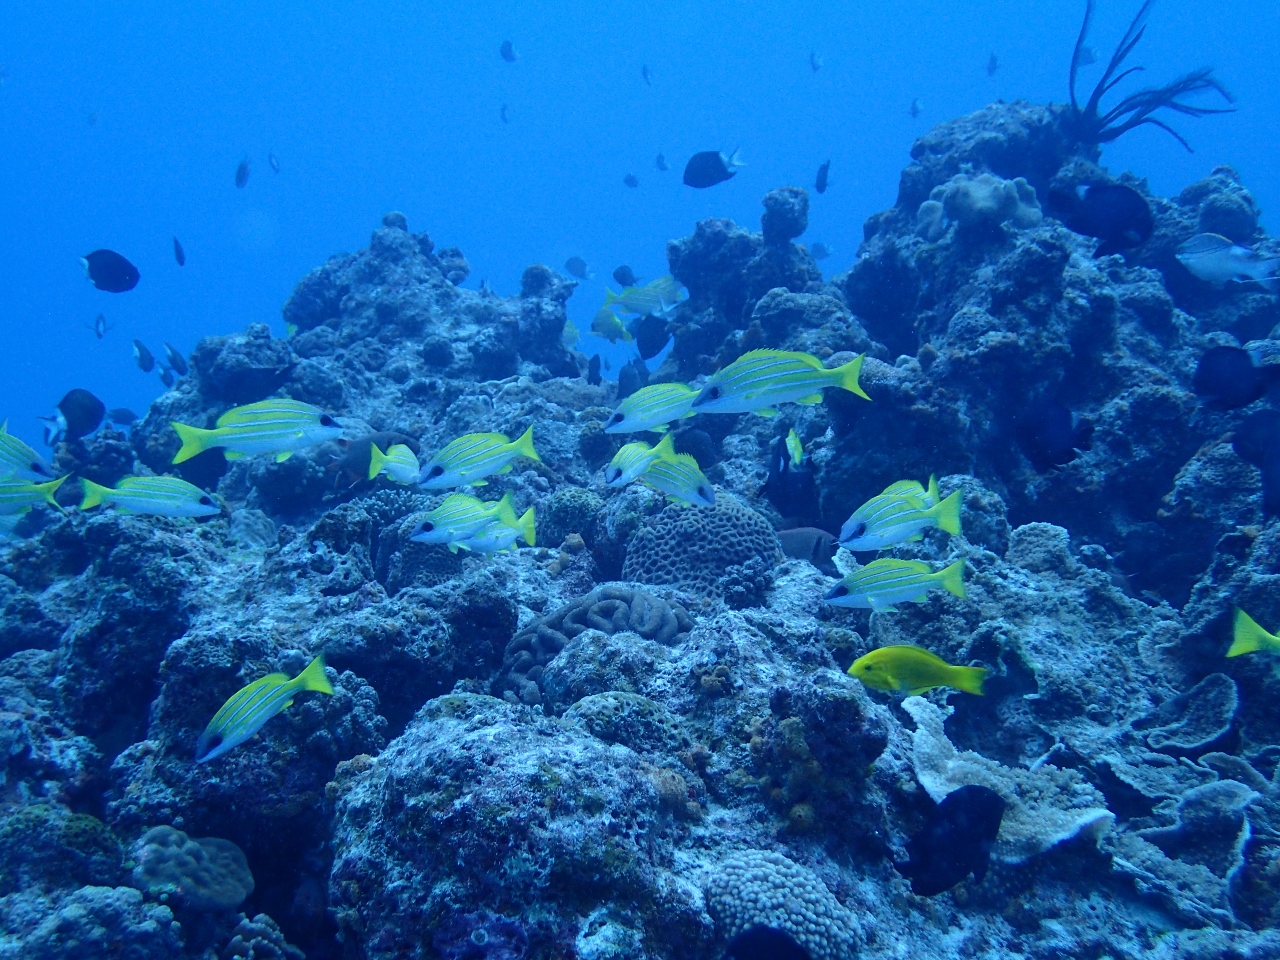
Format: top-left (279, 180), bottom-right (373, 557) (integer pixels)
top-left (622, 493), bottom-right (780, 597)
top-left (130, 825), bottom-right (254, 912)
top-left (705, 850), bottom-right (858, 960)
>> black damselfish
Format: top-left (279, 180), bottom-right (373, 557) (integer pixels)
top-left (724, 925), bottom-right (812, 960)
top-left (55, 388), bottom-right (105, 443)
top-left (1194, 346), bottom-right (1278, 410)
top-left (1060, 183), bottom-right (1153, 258)
top-left (898, 784), bottom-right (1005, 897)
top-left (173, 236), bottom-right (186, 266)
top-left (1016, 400), bottom-right (1093, 472)
top-left (82, 249), bottom-right (140, 293)
top-left (235, 157), bottom-right (250, 188)
top-left (815, 160), bottom-right (829, 194)
top-left (683, 150), bottom-right (741, 188)
top-left (762, 433), bottom-right (819, 527)
top-left (1233, 410), bottom-right (1280, 518)
top-left (163, 342), bottom-right (189, 377)
top-left (612, 265), bottom-right (639, 287)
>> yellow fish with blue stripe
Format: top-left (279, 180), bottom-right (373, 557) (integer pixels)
top-left (408, 493), bottom-right (518, 546)
top-left (840, 479), bottom-right (960, 551)
top-left (171, 399), bottom-right (343, 464)
top-left (601, 275), bottom-right (686, 318)
top-left (417, 425), bottom-right (540, 489)
top-left (368, 443), bottom-right (421, 484)
top-left (196, 655), bottom-right (334, 762)
top-left (848, 645), bottom-right (986, 695)
top-left (785, 428), bottom-right (804, 467)
top-left (0, 421), bottom-right (54, 482)
top-left (454, 507), bottom-right (536, 554)
top-left (80, 475), bottom-right (220, 518)
top-left (605, 434), bottom-right (677, 487)
top-left (0, 475), bottom-right (67, 516)
top-left (604, 382), bottom-right (698, 434)
top-left (692, 349), bottom-right (869, 416)
top-left (824, 557), bottom-right (966, 612)
top-left (1227, 608), bottom-right (1280, 657)
top-left (639, 452), bottom-right (715, 507)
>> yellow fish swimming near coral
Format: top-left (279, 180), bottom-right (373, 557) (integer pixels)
top-left (848, 645), bottom-right (986, 696)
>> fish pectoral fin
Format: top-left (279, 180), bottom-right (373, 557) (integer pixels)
top-left (471, 479), bottom-right (488, 486)
top-left (905, 686), bottom-right (935, 696)
top-left (447, 543), bottom-right (459, 554)
top-left (754, 408), bottom-right (779, 417)
top-left (797, 394), bottom-right (824, 404)
top-left (282, 698), bottom-right (294, 709)
top-left (907, 533), bottom-right (923, 542)
top-left (224, 451), bottom-right (248, 460)
top-left (275, 451), bottom-right (294, 463)
top-left (871, 603), bottom-right (899, 614)
top-left (497, 464), bottom-right (513, 474)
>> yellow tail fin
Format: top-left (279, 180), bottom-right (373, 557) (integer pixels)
top-left (652, 433), bottom-right (677, 461)
top-left (79, 478), bottom-right (112, 511)
top-left (516, 507), bottom-right (536, 546)
top-left (512, 425), bottom-right (541, 463)
top-left (938, 558), bottom-right (967, 599)
top-left (36, 475), bottom-right (68, 509)
top-left (171, 422), bottom-right (217, 464)
top-left (295, 654), bottom-right (334, 695)
top-left (951, 665), bottom-right (987, 695)
top-left (1228, 608), bottom-right (1279, 657)
top-left (494, 492), bottom-right (518, 527)
top-left (932, 489), bottom-right (962, 536)
top-left (835, 353), bottom-right (870, 400)
top-left (368, 444), bottom-right (388, 481)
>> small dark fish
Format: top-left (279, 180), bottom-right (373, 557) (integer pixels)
top-left (133, 339), bottom-right (155, 373)
top-left (54, 389), bottom-right (106, 443)
top-left (87, 313), bottom-right (109, 339)
top-left (655, 153), bottom-right (669, 172)
top-left (899, 784), bottom-right (1005, 897)
top-left (683, 149), bottom-right (742, 189)
top-left (158, 366), bottom-right (175, 388)
top-left (725, 925), bottom-right (812, 960)
top-left (641, 64), bottom-right (652, 86)
top-left (1016, 400), bottom-right (1092, 472)
top-left (1234, 410), bottom-right (1280, 517)
top-left (586, 354), bottom-right (602, 386)
top-left (909, 98), bottom-right (922, 119)
top-left (986, 53), bottom-right (998, 76)
top-left (1194, 346), bottom-right (1278, 411)
top-left (809, 52), bottom-right (823, 73)
top-left (500, 103), bottom-right (510, 124)
top-left (82, 249), bottom-right (140, 293)
top-left (268, 152), bottom-right (280, 173)
top-left (815, 160), bottom-right (830, 194)
top-left (809, 242), bottom-right (830, 261)
top-left (332, 431), bottom-right (417, 487)
top-left (623, 173), bottom-right (639, 188)
top-left (1061, 184), bottom-right (1153, 258)
top-left (173, 236), bottom-right (185, 266)
top-left (565, 257), bottom-right (591, 280)
top-left (235, 157), bottom-right (250, 189)
top-left (616, 357), bottom-right (649, 401)
top-left (500, 40), bottom-right (517, 62)
top-left (107, 407), bottom-right (138, 426)
top-left (163, 342), bottom-right (189, 377)
top-left (613, 265), bottom-right (640, 287)
top-left (778, 526), bottom-right (838, 566)
top-left (762, 434), bottom-right (819, 527)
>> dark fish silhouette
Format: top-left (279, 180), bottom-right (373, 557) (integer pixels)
top-left (159, 366), bottom-right (175, 388)
top-left (655, 153), bottom-right (669, 172)
top-left (641, 64), bottom-right (652, 86)
top-left (616, 357), bottom-right (648, 401)
top-left (173, 236), bottom-right (185, 266)
top-left (87, 313), bottom-right (109, 339)
top-left (268, 152), bottom-right (281, 173)
top-left (910, 98), bottom-right (922, 119)
top-left (235, 157), bottom-right (250, 188)
top-left (565, 257), bottom-right (591, 280)
top-left (82, 249), bottom-right (140, 293)
top-left (500, 40), bottom-right (517, 62)
top-left (778, 527), bottom-right (838, 566)
top-left (762, 433), bottom-right (819, 526)
top-left (49, 389), bottom-right (105, 443)
top-left (809, 52), bottom-right (823, 73)
top-left (1016, 400), bottom-right (1092, 472)
top-left (500, 103), bottom-right (510, 124)
top-left (809, 242), bottom-right (830, 260)
top-left (815, 160), bottom-right (830, 194)
top-left (163, 342), bottom-right (189, 377)
top-left (587, 354), bottom-right (602, 386)
top-left (1234, 410), bottom-right (1280, 517)
top-left (107, 407), bottom-right (138, 426)
top-left (1060, 184), bottom-right (1153, 258)
top-left (623, 173), bottom-right (639, 188)
top-left (725, 925), bottom-right (812, 960)
top-left (683, 150), bottom-right (742, 189)
top-left (986, 53), bottom-right (998, 76)
top-left (613, 265), bottom-right (640, 287)
top-left (1194, 346), bottom-right (1278, 411)
top-left (899, 784), bottom-right (1005, 897)
top-left (133, 339), bottom-right (155, 373)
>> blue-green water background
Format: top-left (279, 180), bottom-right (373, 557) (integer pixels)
top-left (0, 1), bottom-right (1274, 447)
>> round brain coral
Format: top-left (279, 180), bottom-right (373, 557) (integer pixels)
top-left (705, 850), bottom-right (858, 960)
top-left (622, 492), bottom-right (780, 597)
top-left (130, 825), bottom-right (254, 912)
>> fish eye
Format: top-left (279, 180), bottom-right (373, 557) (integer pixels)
top-left (421, 521), bottom-right (434, 532)
top-left (607, 413), bottom-right (623, 426)
top-left (199, 496), bottom-right (213, 506)
top-left (850, 523), bottom-right (866, 538)
top-left (831, 585), bottom-right (848, 598)
top-left (320, 414), bottom-right (337, 427)
top-left (428, 465), bottom-right (444, 478)
top-left (707, 386), bottom-right (721, 399)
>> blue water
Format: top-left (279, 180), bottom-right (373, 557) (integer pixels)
top-left (1, 1), bottom-right (1275, 448)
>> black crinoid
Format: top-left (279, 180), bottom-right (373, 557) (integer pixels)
top-left (1069, 0), bottom-right (1234, 151)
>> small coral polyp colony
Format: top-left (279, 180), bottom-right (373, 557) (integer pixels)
top-left (6, 68), bottom-right (1280, 960)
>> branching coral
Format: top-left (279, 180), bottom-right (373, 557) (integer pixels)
top-left (1068, 0), bottom-right (1233, 151)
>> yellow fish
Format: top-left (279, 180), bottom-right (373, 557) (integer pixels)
top-left (847, 644), bottom-right (986, 696)
top-left (1227, 608), bottom-right (1280, 657)
top-left (591, 307), bottom-right (633, 343)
